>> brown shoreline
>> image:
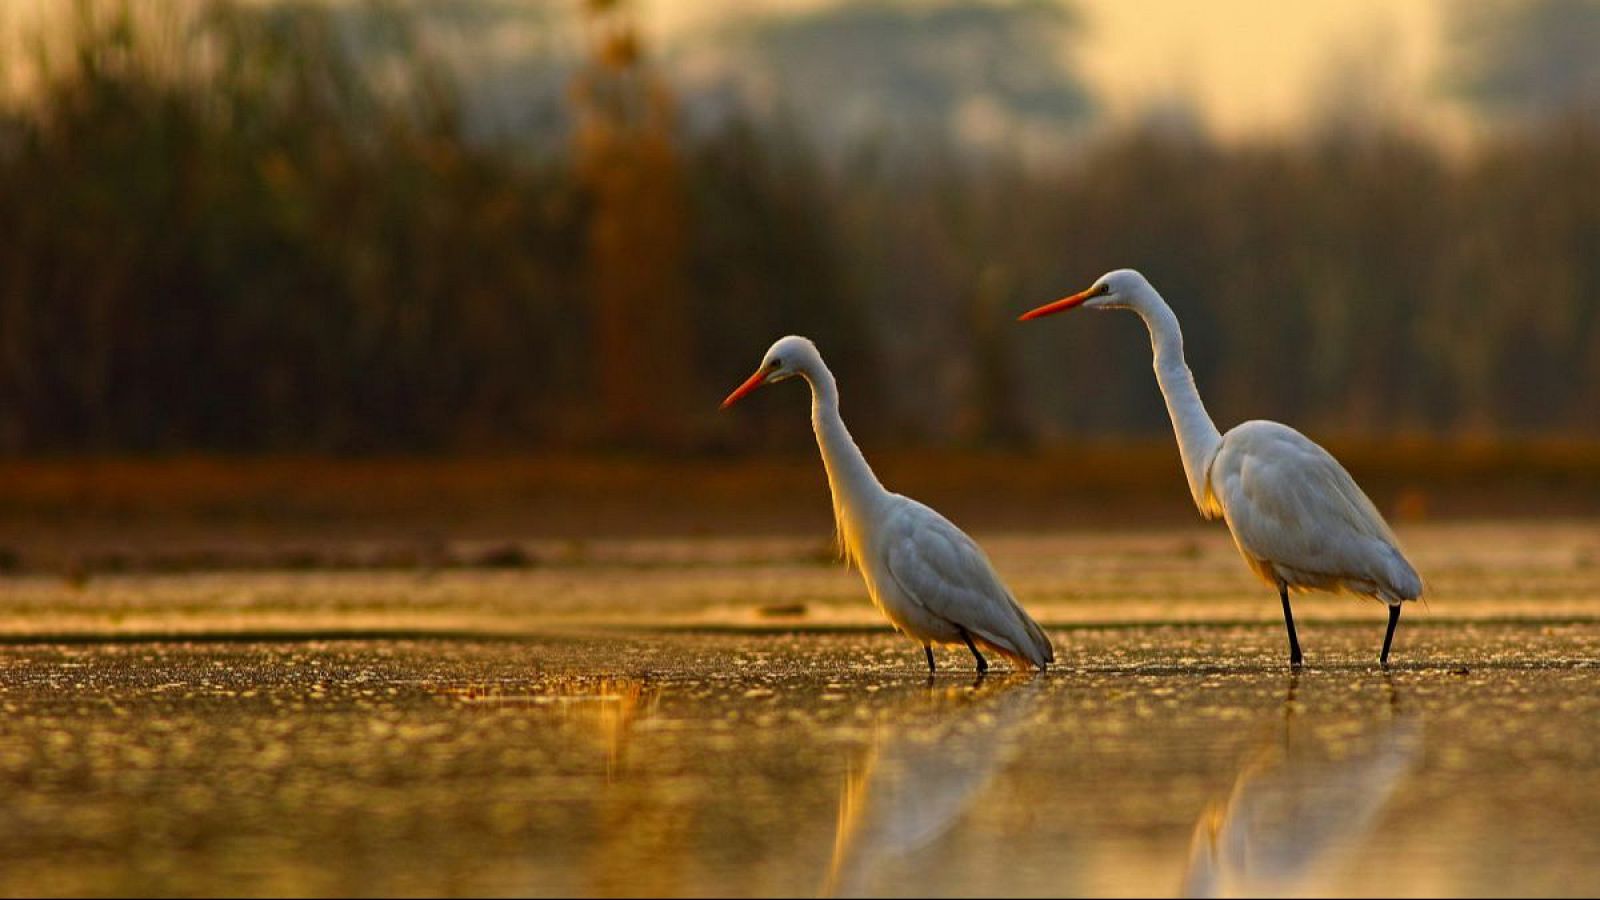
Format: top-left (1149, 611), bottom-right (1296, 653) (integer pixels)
top-left (0, 442), bottom-right (1594, 575)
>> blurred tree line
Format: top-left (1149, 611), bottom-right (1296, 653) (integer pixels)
top-left (0, 0), bottom-right (1596, 455)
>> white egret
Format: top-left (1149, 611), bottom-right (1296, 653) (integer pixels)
top-left (721, 336), bottom-right (1054, 674)
top-left (1020, 270), bottom-right (1422, 666)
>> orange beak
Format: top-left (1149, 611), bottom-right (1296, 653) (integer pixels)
top-left (720, 369), bottom-right (769, 409)
top-left (1019, 285), bottom-right (1103, 321)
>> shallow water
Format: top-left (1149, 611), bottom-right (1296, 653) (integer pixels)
top-left (0, 521), bottom-right (1596, 896)
top-left (0, 624), bottom-right (1597, 897)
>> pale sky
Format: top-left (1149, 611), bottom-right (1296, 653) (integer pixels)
top-left (4, 0), bottom-right (1469, 139)
top-left (647, 0), bottom-right (1461, 138)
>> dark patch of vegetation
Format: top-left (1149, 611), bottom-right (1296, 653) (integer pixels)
top-left (0, 1), bottom-right (1597, 455)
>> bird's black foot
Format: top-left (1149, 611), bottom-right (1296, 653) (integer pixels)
top-left (959, 628), bottom-right (988, 675)
top-left (1380, 603), bottom-right (1401, 667)
top-left (924, 644), bottom-right (936, 675)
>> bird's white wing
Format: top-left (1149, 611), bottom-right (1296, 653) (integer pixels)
top-left (881, 500), bottom-right (1053, 667)
top-left (1213, 421), bottom-right (1421, 601)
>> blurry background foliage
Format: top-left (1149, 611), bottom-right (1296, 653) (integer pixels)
top-left (0, 0), bottom-right (1597, 455)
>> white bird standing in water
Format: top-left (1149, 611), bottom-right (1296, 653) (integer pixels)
top-left (1020, 270), bottom-right (1421, 666)
top-left (721, 336), bottom-right (1054, 674)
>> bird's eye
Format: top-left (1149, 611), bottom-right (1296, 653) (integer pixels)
top-left (770, 358), bottom-right (782, 369)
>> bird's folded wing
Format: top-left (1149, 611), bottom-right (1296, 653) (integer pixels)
top-left (1220, 432), bottom-right (1404, 582)
top-left (882, 505), bottom-right (1028, 649)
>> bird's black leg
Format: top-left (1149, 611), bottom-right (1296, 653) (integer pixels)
top-left (1380, 603), bottom-right (1401, 667)
top-left (959, 628), bottom-right (988, 675)
top-left (924, 644), bottom-right (936, 675)
top-left (1279, 583), bottom-right (1304, 667)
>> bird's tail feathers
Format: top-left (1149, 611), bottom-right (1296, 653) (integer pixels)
top-left (1019, 612), bottom-right (1055, 668)
top-left (978, 607), bottom-right (1054, 671)
top-left (1382, 545), bottom-right (1424, 602)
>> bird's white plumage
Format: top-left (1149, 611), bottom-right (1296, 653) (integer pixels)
top-left (877, 499), bottom-right (1054, 669)
top-left (1209, 420), bottom-right (1422, 603)
top-left (724, 335), bottom-right (1053, 672)
top-left (1024, 269), bottom-right (1421, 663)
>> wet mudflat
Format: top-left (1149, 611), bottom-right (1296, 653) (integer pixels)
top-left (0, 624), bottom-right (1597, 897)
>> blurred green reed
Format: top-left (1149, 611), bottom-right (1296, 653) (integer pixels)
top-left (0, 1), bottom-right (1596, 454)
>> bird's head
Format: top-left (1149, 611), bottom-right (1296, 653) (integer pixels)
top-left (720, 335), bottom-right (817, 409)
top-left (1019, 268), bottom-right (1155, 319)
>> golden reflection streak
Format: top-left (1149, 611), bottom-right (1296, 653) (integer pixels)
top-left (451, 677), bottom-right (657, 778)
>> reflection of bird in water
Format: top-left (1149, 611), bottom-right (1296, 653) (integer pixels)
top-left (1180, 679), bottom-right (1423, 898)
top-left (822, 678), bottom-right (1044, 898)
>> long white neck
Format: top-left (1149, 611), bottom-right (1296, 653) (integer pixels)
top-left (1135, 294), bottom-right (1224, 513)
top-left (803, 362), bottom-right (890, 565)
